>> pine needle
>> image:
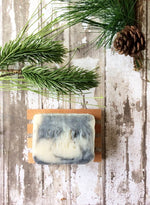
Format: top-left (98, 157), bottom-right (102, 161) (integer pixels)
top-left (60, 0), bottom-right (137, 48)
top-left (0, 1), bottom-right (100, 97)
top-left (0, 36), bottom-right (67, 69)
top-left (0, 1), bottom-right (67, 70)
top-left (21, 65), bottom-right (100, 95)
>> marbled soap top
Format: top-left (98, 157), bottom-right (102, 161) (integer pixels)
top-left (32, 114), bottom-right (95, 164)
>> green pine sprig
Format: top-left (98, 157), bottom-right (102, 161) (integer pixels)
top-left (60, 0), bottom-right (137, 48)
top-left (21, 65), bottom-right (99, 95)
top-left (0, 36), bottom-right (67, 69)
top-left (0, 1), bottom-right (67, 70)
top-left (0, 1), bottom-right (100, 96)
top-left (0, 73), bottom-right (102, 107)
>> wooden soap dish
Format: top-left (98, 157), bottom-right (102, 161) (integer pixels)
top-left (27, 109), bottom-right (101, 163)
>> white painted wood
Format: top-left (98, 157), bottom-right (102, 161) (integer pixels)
top-left (1, 0), bottom-right (150, 205)
top-left (146, 1), bottom-right (150, 204)
top-left (25, 92), bottom-right (43, 205)
top-left (0, 1), bottom-right (3, 204)
top-left (37, 1), bottom-right (72, 205)
top-left (146, 82), bottom-right (150, 205)
top-left (1, 1), bottom-right (45, 205)
top-left (2, 1), bottom-right (18, 204)
top-left (69, 22), bottom-right (104, 204)
top-left (0, 91), bottom-right (4, 204)
top-left (23, 1), bottom-right (51, 205)
top-left (105, 50), bottom-right (145, 204)
top-left (41, 93), bottom-right (72, 204)
top-left (146, 0), bottom-right (150, 81)
top-left (0, 0), bottom-right (2, 45)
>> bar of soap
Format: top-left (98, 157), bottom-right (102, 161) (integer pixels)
top-left (32, 113), bottom-right (95, 164)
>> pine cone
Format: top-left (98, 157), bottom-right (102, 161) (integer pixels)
top-left (113, 25), bottom-right (145, 57)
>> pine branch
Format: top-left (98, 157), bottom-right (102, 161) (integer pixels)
top-left (60, 0), bottom-right (137, 48)
top-left (0, 1), bottom-right (67, 70)
top-left (0, 70), bottom-right (21, 78)
top-left (21, 65), bottom-right (99, 95)
top-left (0, 35), bottom-right (67, 70)
top-left (0, 1), bottom-right (100, 97)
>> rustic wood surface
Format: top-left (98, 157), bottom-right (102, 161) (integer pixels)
top-left (0, 0), bottom-right (150, 204)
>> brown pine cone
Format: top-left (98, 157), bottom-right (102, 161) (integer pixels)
top-left (113, 25), bottom-right (145, 57)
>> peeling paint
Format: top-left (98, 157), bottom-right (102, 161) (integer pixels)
top-left (75, 163), bottom-right (100, 205)
top-left (28, 0), bottom-right (40, 35)
top-left (20, 165), bottom-right (25, 202)
top-left (0, 0), bottom-right (2, 45)
top-left (117, 181), bottom-right (128, 194)
top-left (132, 170), bottom-right (143, 184)
top-left (15, 165), bottom-right (19, 183)
top-left (123, 97), bottom-right (133, 126)
top-left (10, 165), bottom-right (25, 204)
top-left (7, 2), bottom-right (17, 39)
top-left (72, 57), bottom-right (100, 108)
top-left (72, 57), bottom-right (99, 70)
top-left (105, 49), bottom-right (145, 204)
top-left (22, 145), bottom-right (28, 162)
top-left (1, 0), bottom-right (149, 205)
top-left (136, 101), bottom-right (143, 112)
top-left (82, 37), bottom-right (87, 44)
top-left (82, 22), bottom-right (89, 30)
top-left (43, 166), bottom-right (53, 190)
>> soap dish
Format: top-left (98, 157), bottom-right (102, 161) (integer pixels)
top-left (27, 109), bottom-right (101, 164)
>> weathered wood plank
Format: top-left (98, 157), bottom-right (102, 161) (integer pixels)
top-left (39, 98), bottom-right (72, 205)
top-left (69, 22), bottom-right (104, 204)
top-left (146, 0), bottom-right (150, 204)
top-left (2, 92), bottom-right (28, 204)
top-left (0, 0), bottom-right (3, 203)
top-left (23, 1), bottom-right (49, 205)
top-left (146, 0), bottom-right (150, 81)
top-left (1, 0), bottom-right (150, 205)
top-left (105, 51), bottom-right (145, 204)
top-left (0, 93), bottom-right (4, 204)
top-left (2, 1), bottom-right (22, 204)
top-left (146, 76), bottom-right (150, 205)
top-left (0, 0), bottom-right (2, 45)
top-left (38, 1), bottom-right (72, 205)
top-left (1, 1), bottom-right (45, 205)
top-left (24, 91), bottom-right (44, 205)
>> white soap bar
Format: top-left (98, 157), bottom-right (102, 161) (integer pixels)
top-left (32, 114), bottom-right (95, 164)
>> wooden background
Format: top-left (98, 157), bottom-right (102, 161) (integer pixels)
top-left (0, 0), bottom-right (150, 204)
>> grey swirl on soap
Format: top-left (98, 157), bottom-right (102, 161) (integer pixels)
top-left (34, 114), bottom-right (95, 164)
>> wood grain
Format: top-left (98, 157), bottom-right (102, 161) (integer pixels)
top-left (1, 1), bottom-right (30, 205)
top-left (68, 19), bottom-right (104, 204)
top-left (145, 0), bottom-right (150, 204)
top-left (105, 50), bottom-right (146, 204)
top-left (0, 1), bottom-right (3, 203)
top-left (1, 0), bottom-right (150, 205)
top-left (27, 109), bottom-right (101, 120)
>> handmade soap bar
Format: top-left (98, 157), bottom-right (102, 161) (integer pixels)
top-left (32, 113), bottom-right (95, 164)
